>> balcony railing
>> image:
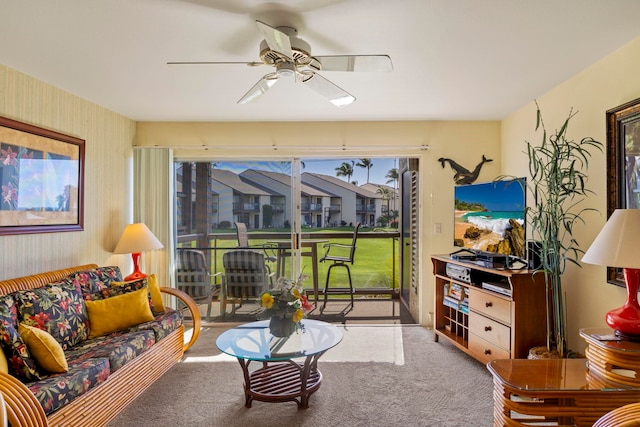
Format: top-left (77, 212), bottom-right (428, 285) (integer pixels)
top-left (232, 202), bottom-right (260, 212)
top-left (301, 203), bottom-right (323, 212)
top-left (176, 229), bottom-right (400, 299)
top-left (356, 204), bottom-right (375, 212)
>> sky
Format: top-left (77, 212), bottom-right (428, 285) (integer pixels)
top-left (303, 158), bottom-right (397, 185)
top-left (215, 158), bottom-right (399, 186)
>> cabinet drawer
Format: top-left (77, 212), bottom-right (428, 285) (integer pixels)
top-left (469, 287), bottom-right (511, 324)
top-left (469, 311), bottom-right (510, 350)
top-left (469, 333), bottom-right (511, 365)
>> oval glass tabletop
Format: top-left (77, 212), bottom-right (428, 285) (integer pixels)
top-left (216, 319), bottom-right (343, 362)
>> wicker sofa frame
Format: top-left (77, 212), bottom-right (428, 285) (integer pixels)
top-left (0, 264), bottom-right (202, 427)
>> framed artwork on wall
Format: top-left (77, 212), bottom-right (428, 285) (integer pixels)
top-left (606, 97), bottom-right (640, 286)
top-left (0, 116), bottom-right (85, 235)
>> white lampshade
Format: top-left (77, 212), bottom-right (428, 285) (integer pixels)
top-left (582, 209), bottom-right (640, 268)
top-left (113, 223), bottom-right (163, 254)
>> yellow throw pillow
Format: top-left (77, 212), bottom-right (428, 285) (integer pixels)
top-left (111, 275), bottom-right (164, 314)
top-left (18, 324), bottom-right (68, 373)
top-left (146, 274), bottom-right (165, 313)
top-left (85, 287), bottom-right (154, 339)
top-left (0, 347), bottom-right (8, 374)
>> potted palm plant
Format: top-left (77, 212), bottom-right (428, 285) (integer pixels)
top-left (525, 102), bottom-right (602, 357)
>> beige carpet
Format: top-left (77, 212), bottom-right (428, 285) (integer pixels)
top-left (108, 324), bottom-right (494, 426)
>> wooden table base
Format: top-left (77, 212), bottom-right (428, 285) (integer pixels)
top-left (238, 356), bottom-right (323, 409)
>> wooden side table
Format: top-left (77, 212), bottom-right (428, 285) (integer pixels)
top-left (487, 358), bottom-right (640, 426)
top-left (580, 328), bottom-right (640, 387)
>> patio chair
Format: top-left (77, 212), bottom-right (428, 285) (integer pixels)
top-left (220, 249), bottom-right (273, 318)
top-left (175, 249), bottom-right (220, 321)
top-left (320, 223), bottom-right (360, 309)
top-left (235, 222), bottom-right (278, 260)
top-left (235, 221), bottom-right (277, 278)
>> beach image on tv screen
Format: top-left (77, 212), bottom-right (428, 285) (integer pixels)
top-left (454, 179), bottom-right (525, 257)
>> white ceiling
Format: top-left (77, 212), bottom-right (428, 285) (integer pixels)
top-left (2, 0), bottom-right (640, 122)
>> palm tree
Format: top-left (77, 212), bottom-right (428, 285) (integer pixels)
top-left (376, 186), bottom-right (392, 214)
top-left (335, 161), bottom-right (354, 182)
top-left (375, 186), bottom-right (396, 227)
top-left (385, 167), bottom-right (399, 211)
top-left (385, 167), bottom-right (398, 186)
top-left (356, 158), bottom-right (373, 183)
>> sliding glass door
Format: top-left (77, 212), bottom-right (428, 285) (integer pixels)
top-left (174, 156), bottom-right (409, 319)
top-left (174, 159), bottom-right (302, 282)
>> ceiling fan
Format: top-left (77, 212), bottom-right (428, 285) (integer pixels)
top-left (168, 21), bottom-right (393, 108)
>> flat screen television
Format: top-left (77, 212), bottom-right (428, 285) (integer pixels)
top-left (453, 178), bottom-right (526, 259)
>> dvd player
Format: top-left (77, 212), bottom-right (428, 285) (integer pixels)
top-left (474, 253), bottom-right (507, 268)
top-left (482, 281), bottom-right (512, 297)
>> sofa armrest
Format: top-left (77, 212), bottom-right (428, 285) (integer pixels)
top-left (160, 287), bottom-right (201, 352)
top-left (0, 371), bottom-right (48, 427)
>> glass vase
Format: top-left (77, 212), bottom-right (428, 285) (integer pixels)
top-left (269, 316), bottom-right (296, 337)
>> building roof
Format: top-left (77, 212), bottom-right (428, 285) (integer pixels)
top-left (360, 183), bottom-right (397, 196)
top-left (243, 169), bottom-right (334, 197)
top-left (209, 169), bottom-right (272, 196)
top-left (302, 172), bottom-right (380, 199)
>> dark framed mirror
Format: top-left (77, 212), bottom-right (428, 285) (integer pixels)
top-left (606, 97), bottom-right (640, 286)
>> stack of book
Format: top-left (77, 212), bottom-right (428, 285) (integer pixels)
top-left (443, 281), bottom-right (469, 313)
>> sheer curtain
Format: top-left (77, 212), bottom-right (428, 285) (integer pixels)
top-left (134, 148), bottom-right (174, 288)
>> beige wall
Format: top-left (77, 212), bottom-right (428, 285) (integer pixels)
top-left (5, 33), bottom-right (637, 343)
top-left (0, 60), bottom-right (501, 327)
top-left (501, 36), bottom-right (640, 353)
top-left (0, 65), bottom-right (137, 280)
top-left (137, 120), bottom-right (502, 324)
top-left (6, 24), bottom-right (634, 345)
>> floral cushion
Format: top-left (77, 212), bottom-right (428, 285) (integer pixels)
top-left (0, 295), bottom-right (40, 381)
top-left (13, 280), bottom-right (89, 350)
top-left (128, 310), bottom-right (183, 342)
top-left (27, 357), bottom-right (110, 415)
top-left (67, 266), bottom-right (122, 298)
top-left (64, 329), bottom-right (155, 372)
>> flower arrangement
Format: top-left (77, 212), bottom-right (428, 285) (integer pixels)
top-left (257, 274), bottom-right (313, 328)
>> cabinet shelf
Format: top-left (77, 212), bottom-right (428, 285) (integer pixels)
top-left (435, 328), bottom-right (468, 350)
top-left (432, 255), bottom-right (547, 364)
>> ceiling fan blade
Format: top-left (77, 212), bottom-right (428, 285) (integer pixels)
top-left (167, 61), bottom-right (263, 67)
top-left (256, 21), bottom-right (293, 59)
top-left (299, 72), bottom-right (355, 108)
top-left (310, 55), bottom-right (393, 72)
top-left (237, 73), bottom-right (279, 104)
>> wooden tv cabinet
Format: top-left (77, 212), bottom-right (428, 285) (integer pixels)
top-left (431, 255), bottom-right (547, 364)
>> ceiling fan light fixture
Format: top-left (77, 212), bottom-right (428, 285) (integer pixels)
top-left (330, 95), bottom-right (356, 108)
top-left (276, 62), bottom-right (296, 78)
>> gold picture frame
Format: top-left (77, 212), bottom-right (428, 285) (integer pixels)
top-left (0, 116), bottom-right (84, 235)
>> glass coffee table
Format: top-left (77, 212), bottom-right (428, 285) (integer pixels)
top-left (216, 319), bottom-right (343, 409)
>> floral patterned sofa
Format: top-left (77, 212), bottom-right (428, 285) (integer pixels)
top-left (0, 264), bottom-right (201, 427)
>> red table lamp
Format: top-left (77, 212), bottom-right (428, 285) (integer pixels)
top-left (113, 223), bottom-right (164, 281)
top-left (582, 209), bottom-right (640, 338)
